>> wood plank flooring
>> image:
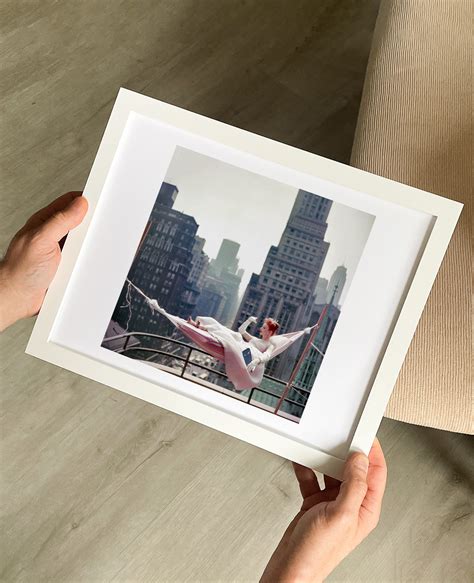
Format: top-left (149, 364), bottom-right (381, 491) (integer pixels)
top-left (1, 1), bottom-right (472, 581)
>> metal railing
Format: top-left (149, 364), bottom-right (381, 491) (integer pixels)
top-left (102, 331), bottom-right (311, 420)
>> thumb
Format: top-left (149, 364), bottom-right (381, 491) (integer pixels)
top-left (39, 196), bottom-right (88, 242)
top-left (335, 452), bottom-right (369, 514)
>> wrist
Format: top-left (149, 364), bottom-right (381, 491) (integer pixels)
top-left (269, 539), bottom-right (338, 583)
top-left (0, 261), bottom-right (26, 331)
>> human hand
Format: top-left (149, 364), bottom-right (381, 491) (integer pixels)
top-left (247, 357), bottom-right (261, 373)
top-left (261, 439), bottom-right (387, 583)
top-left (0, 192), bottom-right (88, 331)
top-left (249, 316), bottom-right (258, 324)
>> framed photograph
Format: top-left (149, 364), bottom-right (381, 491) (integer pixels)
top-left (26, 88), bottom-right (462, 479)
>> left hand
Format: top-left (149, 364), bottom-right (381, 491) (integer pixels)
top-left (247, 357), bottom-right (261, 373)
top-left (0, 192), bottom-right (88, 331)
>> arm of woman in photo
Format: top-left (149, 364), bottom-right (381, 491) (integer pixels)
top-left (238, 315), bottom-right (258, 341)
top-left (261, 439), bottom-right (387, 583)
top-left (0, 192), bottom-right (88, 332)
top-left (247, 341), bottom-right (276, 372)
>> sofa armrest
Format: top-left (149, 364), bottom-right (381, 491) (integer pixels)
top-left (351, 0), bottom-right (472, 433)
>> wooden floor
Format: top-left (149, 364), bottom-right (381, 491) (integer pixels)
top-left (1, 1), bottom-right (472, 581)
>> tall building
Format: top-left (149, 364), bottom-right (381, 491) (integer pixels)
top-left (189, 236), bottom-right (209, 289)
top-left (194, 276), bottom-right (226, 321)
top-left (284, 280), bottom-right (342, 415)
top-left (200, 239), bottom-right (243, 325)
top-left (209, 239), bottom-right (240, 277)
top-left (233, 190), bottom-right (332, 380)
top-left (314, 277), bottom-right (328, 304)
top-left (155, 182), bottom-right (178, 208)
top-left (293, 302), bottom-right (340, 391)
top-left (111, 182), bottom-right (199, 338)
top-left (217, 269), bottom-right (243, 325)
top-left (327, 265), bottom-right (347, 307)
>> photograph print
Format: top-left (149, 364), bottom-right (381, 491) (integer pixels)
top-left (102, 146), bottom-right (375, 422)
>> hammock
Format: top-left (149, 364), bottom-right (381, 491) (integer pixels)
top-left (126, 280), bottom-right (315, 391)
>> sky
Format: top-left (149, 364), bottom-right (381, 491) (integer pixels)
top-left (164, 146), bottom-right (374, 306)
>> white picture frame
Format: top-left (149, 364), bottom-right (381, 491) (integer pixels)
top-left (26, 88), bottom-right (462, 479)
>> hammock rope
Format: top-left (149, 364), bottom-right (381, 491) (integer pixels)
top-left (311, 343), bottom-right (326, 358)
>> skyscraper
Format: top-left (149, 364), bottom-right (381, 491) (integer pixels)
top-left (200, 239), bottom-right (243, 325)
top-left (111, 182), bottom-right (199, 337)
top-left (327, 265), bottom-right (347, 307)
top-left (209, 239), bottom-right (240, 277)
top-left (293, 303), bottom-right (340, 391)
top-left (314, 277), bottom-right (328, 304)
top-left (194, 276), bottom-right (226, 321)
top-left (233, 190), bottom-right (332, 380)
top-left (188, 236), bottom-right (209, 289)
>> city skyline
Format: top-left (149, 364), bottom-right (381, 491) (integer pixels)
top-left (186, 229), bottom-right (348, 322)
top-left (198, 233), bottom-right (350, 306)
top-left (165, 146), bottom-right (374, 306)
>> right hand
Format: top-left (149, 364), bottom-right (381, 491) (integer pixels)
top-left (261, 439), bottom-right (387, 583)
top-left (0, 192), bottom-right (88, 332)
top-left (249, 316), bottom-right (258, 324)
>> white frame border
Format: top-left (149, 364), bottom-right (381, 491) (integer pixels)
top-left (26, 88), bottom-right (462, 479)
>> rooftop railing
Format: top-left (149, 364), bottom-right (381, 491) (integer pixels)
top-left (102, 331), bottom-right (311, 421)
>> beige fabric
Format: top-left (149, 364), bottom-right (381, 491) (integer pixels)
top-left (351, 0), bottom-right (473, 433)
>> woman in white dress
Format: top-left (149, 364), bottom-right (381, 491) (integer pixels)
top-left (188, 315), bottom-right (280, 372)
top-left (141, 280), bottom-right (311, 390)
